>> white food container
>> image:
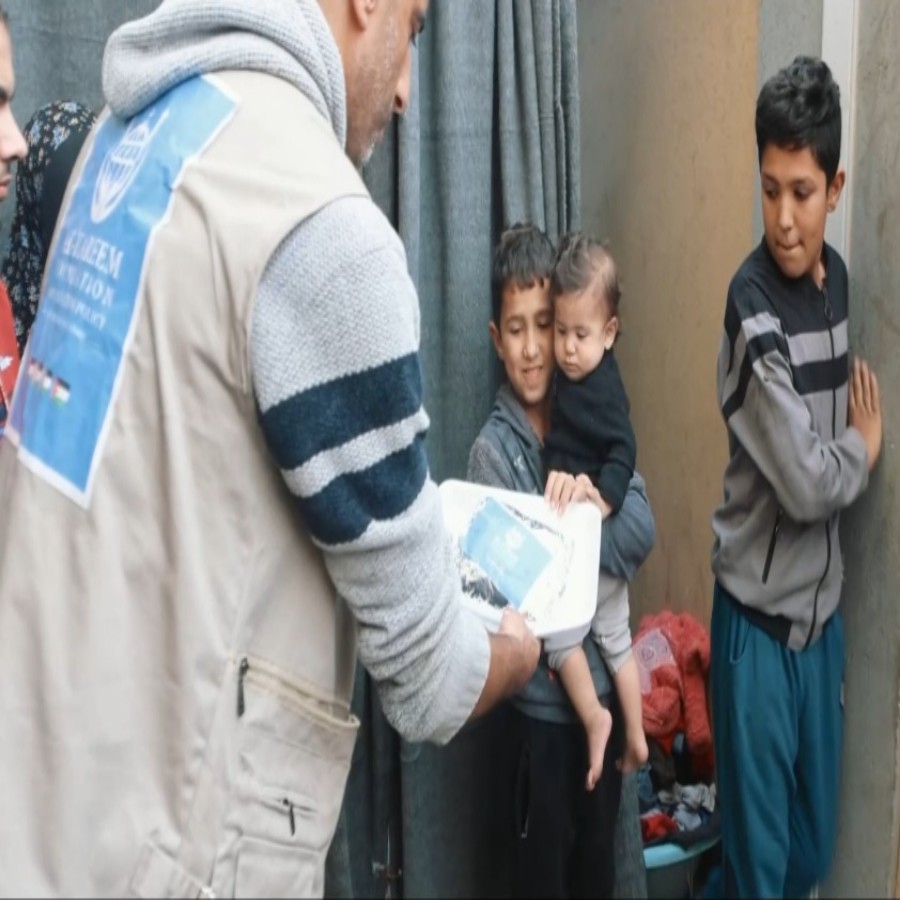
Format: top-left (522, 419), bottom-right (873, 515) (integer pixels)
top-left (439, 479), bottom-right (602, 647)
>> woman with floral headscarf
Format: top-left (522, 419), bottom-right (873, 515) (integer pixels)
top-left (1, 100), bottom-right (96, 354)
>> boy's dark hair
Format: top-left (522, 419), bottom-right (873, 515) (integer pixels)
top-left (551, 232), bottom-right (622, 319)
top-left (756, 56), bottom-right (841, 184)
top-left (0, 6), bottom-right (7, 26)
top-left (491, 223), bottom-right (555, 325)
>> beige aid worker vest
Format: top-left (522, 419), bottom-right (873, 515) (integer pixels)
top-left (0, 71), bottom-right (368, 898)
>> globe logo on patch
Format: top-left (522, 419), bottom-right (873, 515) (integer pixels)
top-left (503, 526), bottom-right (525, 554)
top-left (91, 110), bottom-right (170, 224)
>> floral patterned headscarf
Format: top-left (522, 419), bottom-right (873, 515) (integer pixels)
top-left (1, 100), bottom-right (96, 353)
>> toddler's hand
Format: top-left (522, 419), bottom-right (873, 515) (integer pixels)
top-left (544, 469), bottom-right (579, 513)
top-left (596, 492), bottom-right (614, 520)
top-left (574, 474), bottom-right (613, 519)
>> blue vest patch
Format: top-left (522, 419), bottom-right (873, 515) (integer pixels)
top-left (9, 76), bottom-right (237, 505)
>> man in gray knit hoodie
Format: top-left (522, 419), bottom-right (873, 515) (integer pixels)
top-left (0, 0), bottom-right (539, 895)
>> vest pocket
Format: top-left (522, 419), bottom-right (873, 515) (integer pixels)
top-left (234, 837), bottom-right (317, 898)
top-left (214, 656), bottom-right (360, 897)
top-left (129, 840), bottom-right (215, 898)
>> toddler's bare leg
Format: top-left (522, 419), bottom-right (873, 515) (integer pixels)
top-left (557, 647), bottom-right (613, 790)
top-left (613, 654), bottom-right (648, 773)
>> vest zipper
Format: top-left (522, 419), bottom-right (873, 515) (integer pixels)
top-left (260, 793), bottom-right (316, 838)
top-left (283, 798), bottom-right (297, 836)
top-left (237, 656), bottom-right (249, 717)
top-left (762, 507), bottom-right (783, 585)
top-left (233, 654), bottom-right (355, 726)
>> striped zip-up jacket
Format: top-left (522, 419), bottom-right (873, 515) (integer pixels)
top-left (711, 239), bottom-right (868, 650)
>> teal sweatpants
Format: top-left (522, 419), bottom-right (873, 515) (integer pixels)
top-left (710, 582), bottom-right (844, 898)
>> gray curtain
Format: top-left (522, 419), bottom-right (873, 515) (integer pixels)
top-left (365, 0), bottom-right (580, 484)
top-left (0, 1), bottom-right (160, 245)
top-left (328, 2), bottom-right (583, 898)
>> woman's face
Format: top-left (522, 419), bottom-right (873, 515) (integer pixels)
top-left (0, 23), bottom-right (27, 201)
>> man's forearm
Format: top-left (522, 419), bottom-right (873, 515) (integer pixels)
top-left (469, 629), bottom-right (538, 720)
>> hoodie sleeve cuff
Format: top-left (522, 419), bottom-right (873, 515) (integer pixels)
top-left (417, 607), bottom-right (491, 745)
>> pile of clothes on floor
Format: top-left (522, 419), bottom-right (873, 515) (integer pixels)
top-left (634, 610), bottom-right (720, 849)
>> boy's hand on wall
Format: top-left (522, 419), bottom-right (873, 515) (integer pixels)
top-left (849, 357), bottom-right (883, 472)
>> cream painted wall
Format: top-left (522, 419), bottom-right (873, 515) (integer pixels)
top-left (576, 0), bottom-right (759, 625)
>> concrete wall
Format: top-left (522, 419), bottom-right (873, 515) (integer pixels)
top-left (827, 5), bottom-right (900, 894)
top-left (576, 0), bottom-right (759, 625)
top-left (754, 0), bottom-right (823, 241)
top-left (758, 0), bottom-right (823, 81)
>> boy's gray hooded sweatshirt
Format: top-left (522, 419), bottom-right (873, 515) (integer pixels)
top-left (102, 1), bottom-right (490, 743)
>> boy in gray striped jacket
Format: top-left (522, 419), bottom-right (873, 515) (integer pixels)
top-left (709, 56), bottom-right (883, 898)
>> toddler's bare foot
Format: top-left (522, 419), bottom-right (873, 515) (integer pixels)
top-left (618, 729), bottom-right (649, 774)
top-left (585, 706), bottom-right (613, 791)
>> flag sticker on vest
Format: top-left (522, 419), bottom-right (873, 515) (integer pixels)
top-left (7, 76), bottom-right (237, 505)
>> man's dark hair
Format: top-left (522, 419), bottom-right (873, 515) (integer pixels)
top-left (0, 6), bottom-right (7, 26)
top-left (551, 232), bottom-right (622, 319)
top-left (490, 223), bottom-right (555, 325)
top-left (756, 55), bottom-right (841, 184)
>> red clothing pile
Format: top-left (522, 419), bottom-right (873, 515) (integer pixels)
top-left (634, 609), bottom-right (713, 775)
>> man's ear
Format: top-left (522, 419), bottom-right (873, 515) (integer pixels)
top-left (489, 321), bottom-right (504, 360)
top-left (350, 0), bottom-right (378, 31)
top-left (827, 168), bottom-right (846, 213)
top-left (604, 316), bottom-right (619, 350)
